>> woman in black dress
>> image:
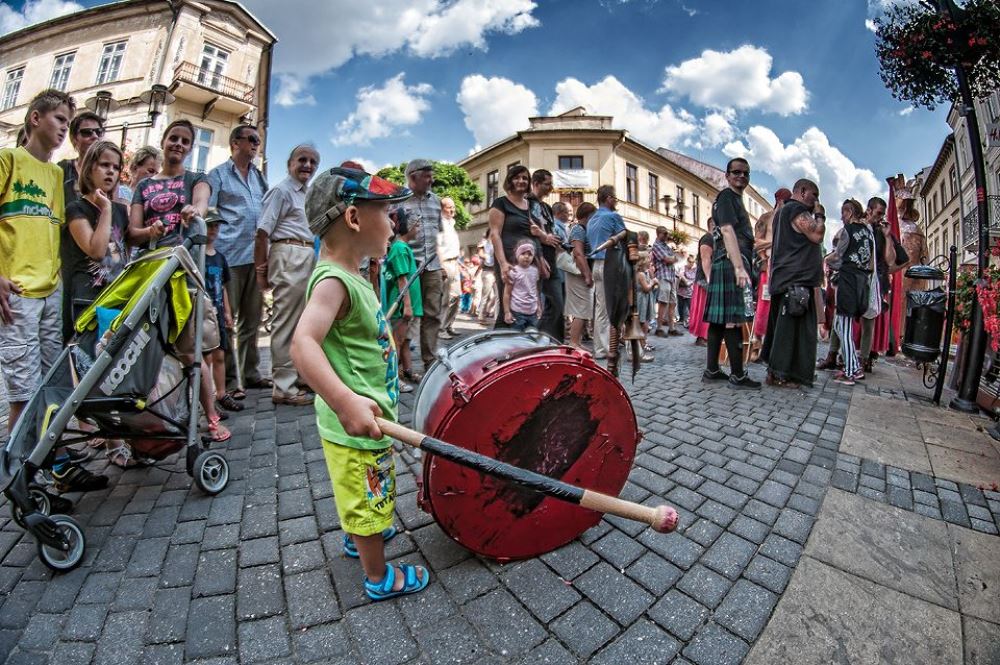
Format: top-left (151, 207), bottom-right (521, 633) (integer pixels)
top-left (488, 164), bottom-right (538, 329)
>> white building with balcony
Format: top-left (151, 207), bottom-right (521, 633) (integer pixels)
top-left (0, 0), bottom-right (275, 173)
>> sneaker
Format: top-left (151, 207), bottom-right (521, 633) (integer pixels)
top-left (640, 353), bottom-right (655, 363)
top-left (729, 373), bottom-right (762, 390)
top-left (51, 463), bottom-right (109, 492)
top-left (816, 356), bottom-right (838, 371)
top-left (702, 369), bottom-right (729, 382)
top-left (438, 330), bottom-right (455, 340)
top-left (832, 371), bottom-right (856, 386)
top-left (400, 381), bottom-right (414, 393)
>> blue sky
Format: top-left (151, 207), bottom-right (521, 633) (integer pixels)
top-left (3, 0), bottom-right (951, 209)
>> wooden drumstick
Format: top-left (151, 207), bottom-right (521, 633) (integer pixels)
top-left (377, 418), bottom-right (679, 533)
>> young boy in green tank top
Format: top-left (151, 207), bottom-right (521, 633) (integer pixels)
top-left (291, 166), bottom-right (429, 601)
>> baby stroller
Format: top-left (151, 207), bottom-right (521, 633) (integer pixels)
top-left (0, 218), bottom-right (230, 571)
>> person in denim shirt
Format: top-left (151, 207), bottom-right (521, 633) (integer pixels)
top-left (207, 125), bottom-right (269, 396)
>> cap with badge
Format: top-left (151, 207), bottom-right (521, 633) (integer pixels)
top-left (204, 207), bottom-right (227, 225)
top-left (305, 166), bottom-right (412, 238)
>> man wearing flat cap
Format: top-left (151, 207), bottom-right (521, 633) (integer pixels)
top-left (398, 159), bottom-right (445, 371)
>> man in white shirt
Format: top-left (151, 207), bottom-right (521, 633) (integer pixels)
top-left (438, 197), bottom-right (462, 339)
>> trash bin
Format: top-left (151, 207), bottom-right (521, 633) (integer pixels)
top-left (903, 287), bottom-right (947, 362)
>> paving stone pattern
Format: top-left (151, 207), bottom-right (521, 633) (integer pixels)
top-left (0, 329), bottom-right (958, 665)
top-left (831, 451), bottom-right (1000, 535)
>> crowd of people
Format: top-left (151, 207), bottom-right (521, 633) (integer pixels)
top-left (1, 86), bottom-right (925, 603)
top-left (696, 157), bottom-right (915, 391)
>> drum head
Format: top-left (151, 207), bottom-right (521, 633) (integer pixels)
top-left (422, 352), bottom-right (638, 561)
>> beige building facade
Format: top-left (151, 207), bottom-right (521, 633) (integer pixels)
top-left (948, 91), bottom-right (1000, 255)
top-left (913, 135), bottom-right (967, 265)
top-left (457, 108), bottom-right (771, 256)
top-left (0, 0), bottom-right (275, 173)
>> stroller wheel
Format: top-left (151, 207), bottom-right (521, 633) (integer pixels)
top-left (11, 487), bottom-right (51, 529)
top-left (193, 451), bottom-right (229, 495)
top-left (37, 515), bottom-right (86, 572)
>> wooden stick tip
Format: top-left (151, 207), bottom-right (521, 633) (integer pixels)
top-left (652, 505), bottom-right (679, 533)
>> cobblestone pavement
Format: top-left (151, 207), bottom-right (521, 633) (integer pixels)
top-left (0, 319), bottom-right (996, 664)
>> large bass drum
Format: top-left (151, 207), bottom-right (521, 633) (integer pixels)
top-left (413, 330), bottom-right (639, 561)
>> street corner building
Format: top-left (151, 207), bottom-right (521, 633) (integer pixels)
top-left (0, 0), bottom-right (276, 172)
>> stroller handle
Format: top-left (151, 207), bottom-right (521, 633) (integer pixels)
top-left (185, 216), bottom-right (208, 248)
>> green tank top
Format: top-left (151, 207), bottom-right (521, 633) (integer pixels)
top-left (306, 260), bottom-right (399, 449)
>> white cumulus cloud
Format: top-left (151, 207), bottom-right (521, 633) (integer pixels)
top-left (662, 45), bottom-right (808, 116)
top-left (723, 125), bottom-right (883, 239)
top-left (0, 0), bottom-right (83, 35)
top-left (686, 111), bottom-right (736, 150)
top-left (274, 74), bottom-right (315, 108)
top-left (549, 75), bottom-right (697, 148)
top-left (333, 74), bottom-right (433, 147)
top-left (239, 0), bottom-right (539, 105)
top-left (457, 74), bottom-right (539, 147)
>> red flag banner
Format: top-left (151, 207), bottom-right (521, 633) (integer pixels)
top-left (888, 179), bottom-right (905, 352)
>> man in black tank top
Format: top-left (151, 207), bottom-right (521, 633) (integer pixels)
top-left (761, 178), bottom-right (825, 387)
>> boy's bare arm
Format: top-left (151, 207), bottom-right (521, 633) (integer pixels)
top-left (291, 278), bottom-right (383, 439)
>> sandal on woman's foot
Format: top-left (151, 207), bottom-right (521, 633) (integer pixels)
top-left (364, 562), bottom-right (429, 601)
top-left (208, 415), bottom-right (231, 443)
top-left (230, 388), bottom-right (247, 400)
top-left (218, 393), bottom-right (245, 411)
top-left (343, 526), bottom-right (398, 558)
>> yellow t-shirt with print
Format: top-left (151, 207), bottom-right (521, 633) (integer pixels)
top-left (0, 146), bottom-right (64, 298)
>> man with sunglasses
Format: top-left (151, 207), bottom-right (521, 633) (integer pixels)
top-left (58, 111), bottom-right (105, 205)
top-left (207, 124), bottom-right (270, 398)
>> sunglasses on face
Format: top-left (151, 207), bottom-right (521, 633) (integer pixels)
top-left (239, 135), bottom-right (261, 145)
top-left (728, 170), bottom-right (750, 177)
top-left (78, 127), bottom-right (105, 139)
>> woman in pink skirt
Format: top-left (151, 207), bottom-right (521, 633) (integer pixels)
top-left (749, 189), bottom-right (790, 361)
top-left (688, 219), bottom-right (715, 345)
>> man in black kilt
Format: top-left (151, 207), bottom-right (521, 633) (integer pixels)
top-left (761, 179), bottom-right (825, 387)
top-left (703, 158), bottom-right (761, 389)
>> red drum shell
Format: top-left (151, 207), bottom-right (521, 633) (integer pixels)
top-left (413, 330), bottom-right (639, 561)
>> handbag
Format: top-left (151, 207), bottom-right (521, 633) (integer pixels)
top-left (555, 250), bottom-right (581, 276)
top-left (784, 285), bottom-right (811, 317)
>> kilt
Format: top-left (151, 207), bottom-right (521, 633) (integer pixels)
top-left (703, 259), bottom-right (752, 325)
top-left (688, 283), bottom-right (709, 339)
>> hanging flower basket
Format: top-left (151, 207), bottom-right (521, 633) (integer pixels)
top-left (874, 0), bottom-right (1000, 109)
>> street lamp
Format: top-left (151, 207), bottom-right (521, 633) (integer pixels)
top-left (84, 85), bottom-right (176, 150)
top-left (918, 0), bottom-right (991, 412)
top-left (661, 194), bottom-right (675, 231)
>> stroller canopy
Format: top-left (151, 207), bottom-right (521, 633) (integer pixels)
top-left (74, 246), bottom-right (202, 343)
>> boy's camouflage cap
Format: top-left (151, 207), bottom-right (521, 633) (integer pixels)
top-left (306, 167), bottom-right (412, 237)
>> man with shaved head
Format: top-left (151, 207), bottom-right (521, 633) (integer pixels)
top-left (761, 178), bottom-right (825, 388)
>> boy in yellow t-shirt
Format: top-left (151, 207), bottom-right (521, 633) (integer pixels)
top-left (291, 166), bottom-right (429, 602)
top-left (0, 88), bottom-right (109, 492)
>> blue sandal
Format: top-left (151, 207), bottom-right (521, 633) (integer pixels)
top-left (364, 562), bottom-right (429, 601)
top-left (343, 526), bottom-right (398, 558)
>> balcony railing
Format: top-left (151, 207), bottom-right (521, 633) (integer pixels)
top-left (961, 195), bottom-right (1000, 249)
top-left (172, 61), bottom-right (255, 104)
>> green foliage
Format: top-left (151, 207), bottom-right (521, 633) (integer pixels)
top-left (666, 229), bottom-right (691, 246)
top-left (875, 0), bottom-right (1000, 110)
top-left (376, 161), bottom-right (484, 229)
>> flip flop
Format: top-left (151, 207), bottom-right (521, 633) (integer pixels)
top-left (343, 526), bottom-right (398, 558)
top-left (364, 562), bottom-right (429, 601)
